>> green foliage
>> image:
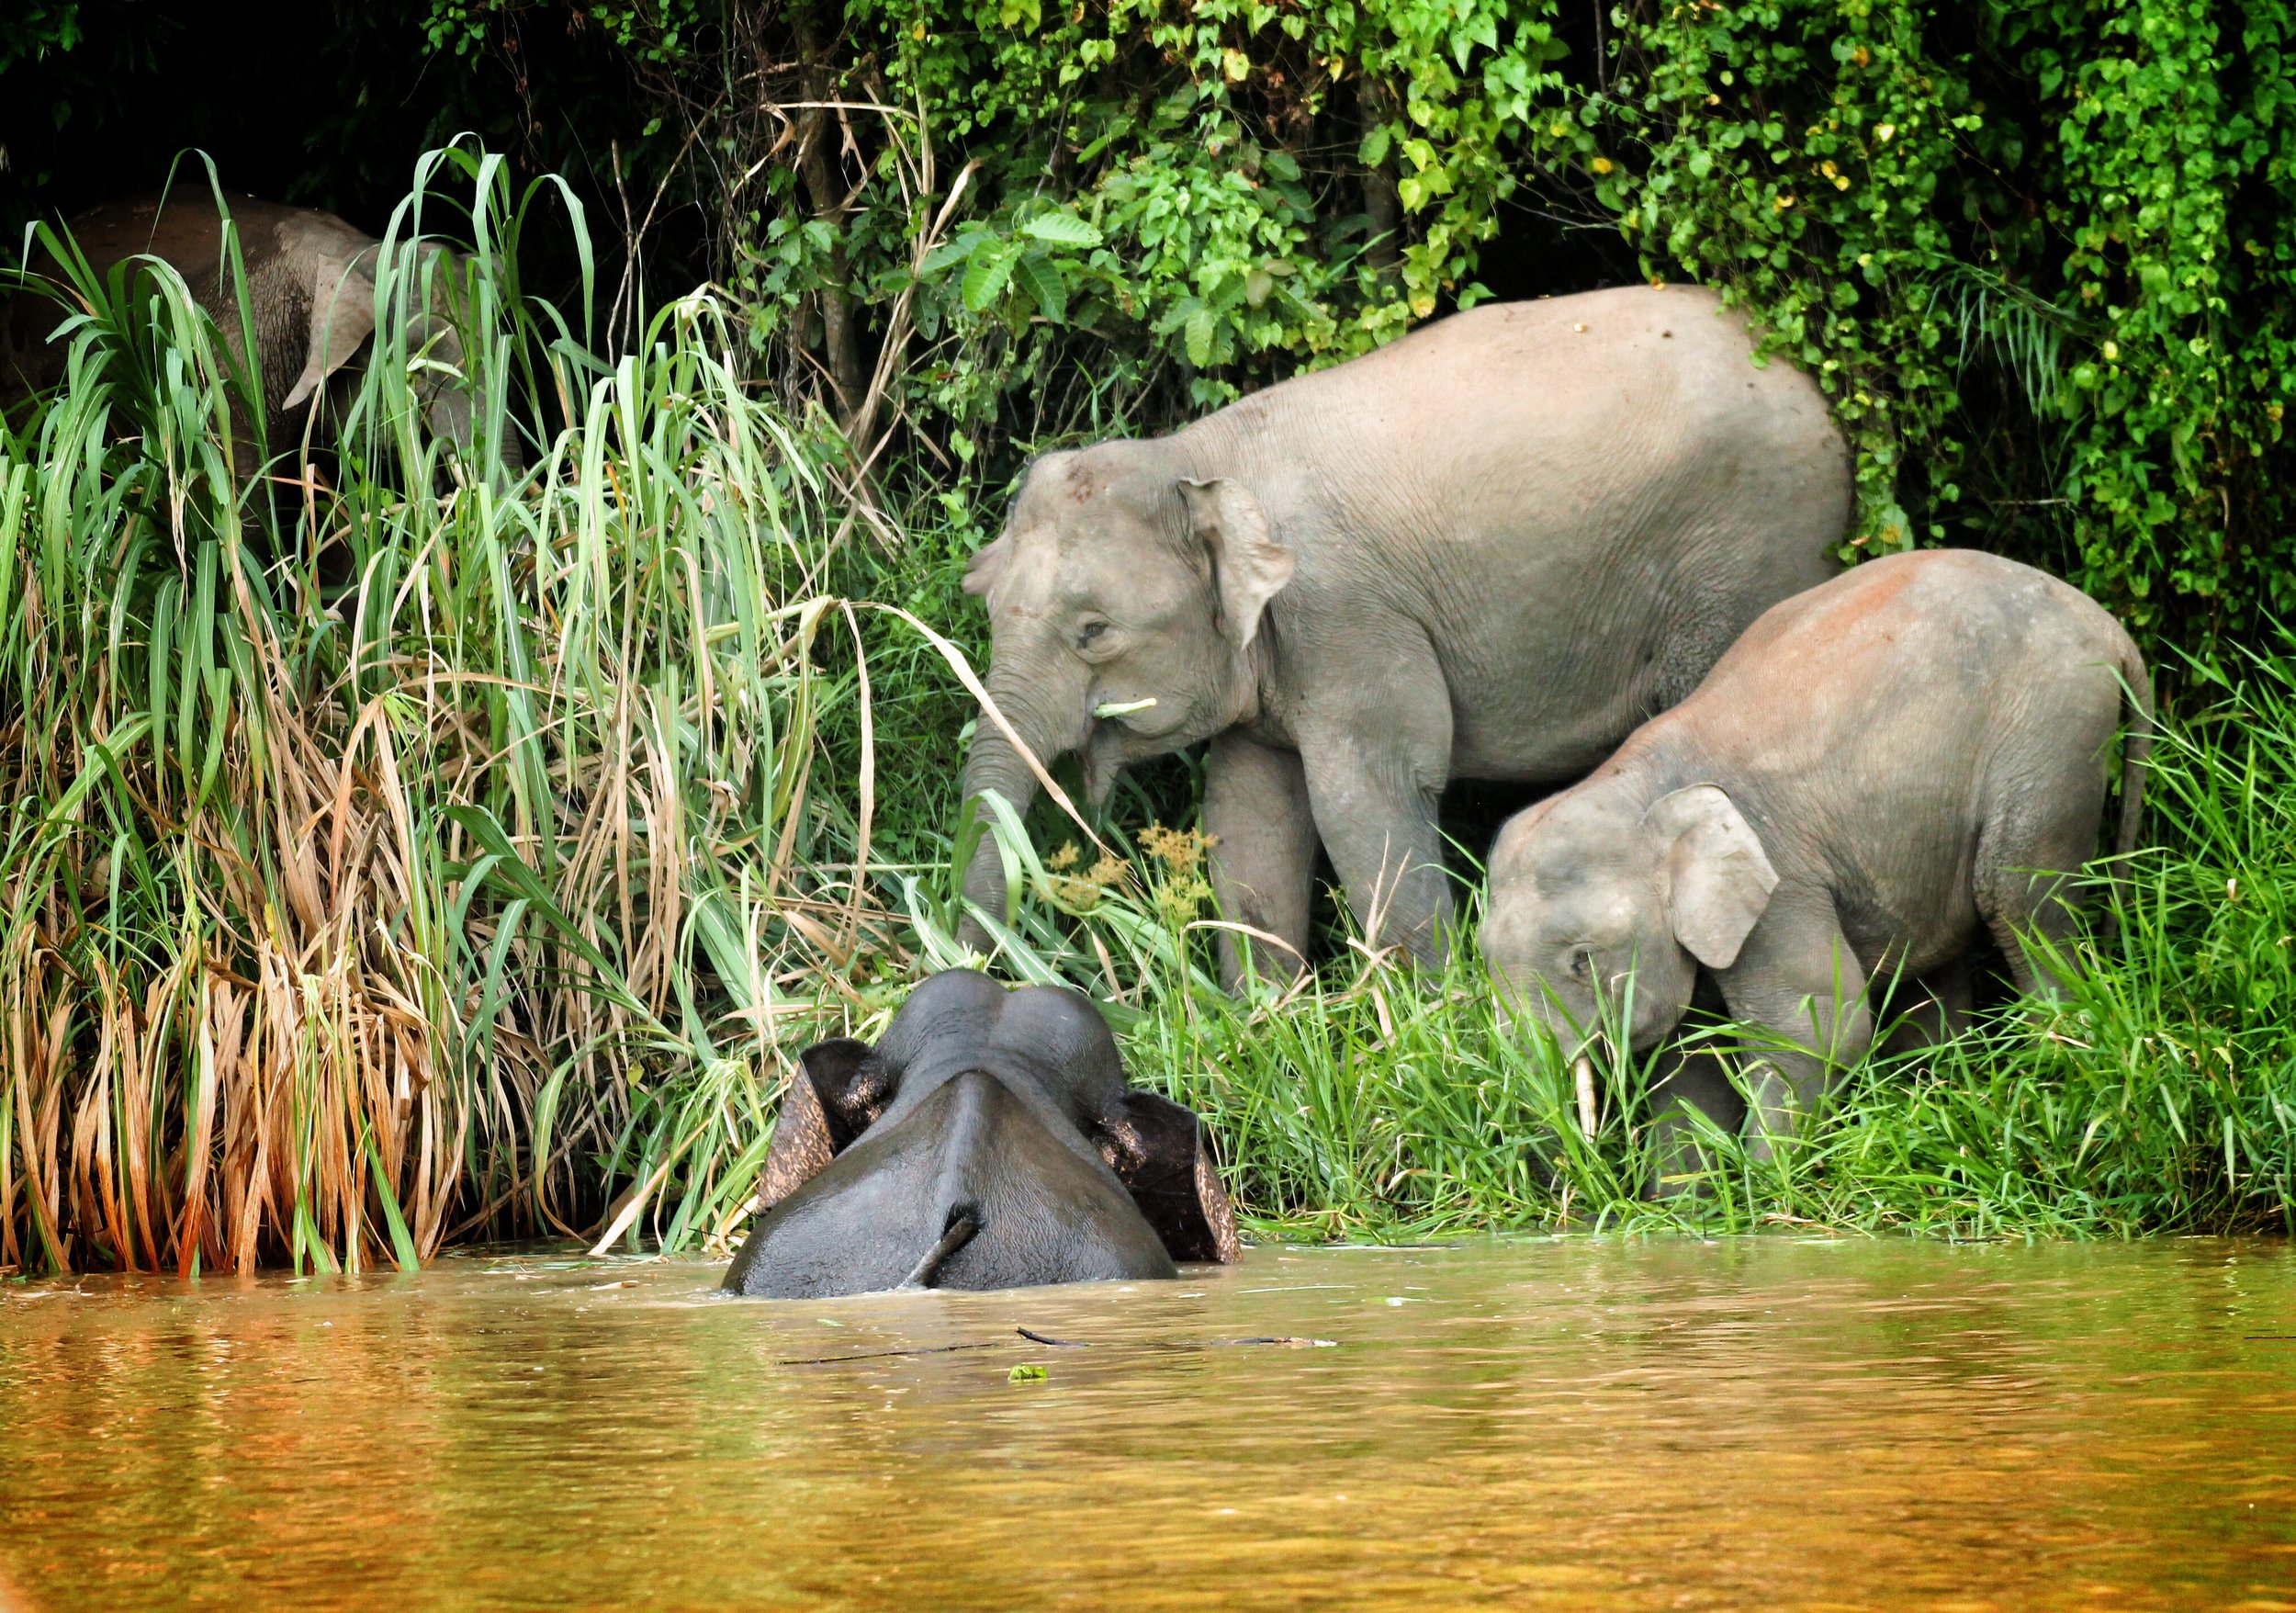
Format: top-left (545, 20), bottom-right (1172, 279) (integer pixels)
top-left (863, 0), bottom-right (1585, 404)
top-left (16, 0), bottom-right (2296, 635)
top-left (388, 0), bottom-right (2296, 641)
top-left (0, 2), bottom-right (79, 73)
top-left (1593, 0), bottom-right (2296, 635)
top-left (1600, 0), bottom-right (1988, 555)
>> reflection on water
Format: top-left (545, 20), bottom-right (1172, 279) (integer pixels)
top-left (2, 1237), bottom-right (2293, 1610)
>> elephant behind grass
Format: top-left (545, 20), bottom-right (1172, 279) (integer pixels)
top-left (1, 186), bottom-right (519, 483)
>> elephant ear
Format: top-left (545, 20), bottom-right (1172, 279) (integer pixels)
top-left (1178, 478), bottom-right (1294, 650)
top-left (962, 530), bottom-right (1010, 598)
top-left (282, 252), bottom-right (379, 412)
top-left (757, 1038), bottom-right (895, 1210)
top-left (1648, 784), bottom-right (1778, 970)
top-left (1097, 1092), bottom-right (1241, 1264)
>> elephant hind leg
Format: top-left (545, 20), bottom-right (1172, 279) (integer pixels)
top-left (1974, 677), bottom-right (2122, 996)
top-left (1974, 795), bottom-right (2109, 998)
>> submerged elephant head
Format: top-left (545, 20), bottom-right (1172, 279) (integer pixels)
top-left (1482, 783), bottom-right (1779, 1054)
top-left (955, 441), bottom-right (1294, 928)
top-left (723, 970), bottom-right (1240, 1299)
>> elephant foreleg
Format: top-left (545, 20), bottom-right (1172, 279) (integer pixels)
top-left (1716, 901), bottom-right (1874, 1161)
top-left (1204, 734), bottom-right (1317, 987)
top-left (1299, 738), bottom-right (1454, 965)
top-left (1644, 1045), bottom-right (1746, 1199)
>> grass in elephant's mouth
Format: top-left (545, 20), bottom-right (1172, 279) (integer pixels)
top-left (1, 166), bottom-right (2290, 1277)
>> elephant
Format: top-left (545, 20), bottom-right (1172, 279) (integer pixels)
top-left (723, 969), bottom-right (1240, 1299)
top-left (1, 188), bottom-right (512, 478)
top-left (1480, 549), bottom-right (2153, 1167)
top-left (954, 283), bottom-right (1850, 981)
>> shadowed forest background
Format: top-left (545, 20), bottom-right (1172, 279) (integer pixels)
top-left (2, 0), bottom-right (2293, 1276)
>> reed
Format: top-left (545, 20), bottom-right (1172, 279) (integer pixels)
top-left (0, 155), bottom-right (883, 1275)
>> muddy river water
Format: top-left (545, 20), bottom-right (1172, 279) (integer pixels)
top-left (1, 1237), bottom-right (2291, 1610)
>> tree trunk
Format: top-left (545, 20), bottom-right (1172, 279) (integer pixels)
top-left (1357, 76), bottom-right (1402, 282)
top-left (795, 17), bottom-right (866, 421)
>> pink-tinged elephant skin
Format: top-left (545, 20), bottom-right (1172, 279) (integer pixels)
top-left (1482, 549), bottom-right (2152, 1170)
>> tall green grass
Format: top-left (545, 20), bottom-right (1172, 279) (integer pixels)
top-left (2, 152), bottom-right (2289, 1277)
top-left (0, 154), bottom-right (889, 1274)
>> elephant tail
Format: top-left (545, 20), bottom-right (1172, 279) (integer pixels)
top-left (2113, 641), bottom-right (2155, 860)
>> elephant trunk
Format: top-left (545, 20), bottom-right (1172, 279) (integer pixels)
top-left (956, 681), bottom-right (1087, 946)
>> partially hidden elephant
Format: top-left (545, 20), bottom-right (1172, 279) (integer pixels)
top-left (1480, 549), bottom-right (2153, 1163)
top-left (724, 969), bottom-right (1240, 1299)
top-left (1, 189), bottom-right (512, 476)
top-left (956, 284), bottom-right (1851, 979)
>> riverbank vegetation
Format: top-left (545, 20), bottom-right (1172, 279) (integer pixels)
top-left (4, 0), bottom-right (2296, 1272)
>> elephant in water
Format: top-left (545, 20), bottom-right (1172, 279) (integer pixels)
top-left (1, 189), bottom-right (513, 476)
top-left (955, 284), bottom-right (1850, 979)
top-left (723, 970), bottom-right (1239, 1299)
top-left (1481, 550), bottom-right (2152, 1167)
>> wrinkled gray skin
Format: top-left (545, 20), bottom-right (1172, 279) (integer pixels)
top-left (1481, 550), bottom-right (2153, 1174)
top-left (724, 970), bottom-right (1239, 1300)
top-left (1, 190), bottom-right (511, 477)
top-left (956, 285), bottom-right (1850, 980)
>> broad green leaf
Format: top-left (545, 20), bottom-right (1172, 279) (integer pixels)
top-left (918, 237), bottom-right (979, 276)
top-left (1184, 303), bottom-right (1216, 367)
top-left (962, 246), bottom-right (1018, 312)
top-left (1020, 212), bottom-right (1103, 248)
top-left (1010, 251), bottom-right (1069, 323)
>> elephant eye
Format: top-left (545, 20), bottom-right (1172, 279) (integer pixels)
top-left (1076, 620), bottom-right (1109, 649)
top-left (1568, 951), bottom-right (1593, 981)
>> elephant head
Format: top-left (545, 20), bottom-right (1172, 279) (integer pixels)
top-left (723, 969), bottom-right (1240, 1299)
top-left (291, 232), bottom-right (497, 467)
top-left (1482, 783), bottom-right (1779, 1055)
top-left (955, 441), bottom-right (1293, 932)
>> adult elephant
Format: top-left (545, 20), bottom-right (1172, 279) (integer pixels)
top-left (956, 284), bottom-right (1850, 977)
top-left (1, 189), bottom-right (512, 476)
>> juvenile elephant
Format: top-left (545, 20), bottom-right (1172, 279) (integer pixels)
top-left (724, 970), bottom-right (1239, 1299)
top-left (1481, 549), bottom-right (2152, 1159)
top-left (956, 284), bottom-right (1850, 977)
top-left (2, 189), bottom-right (510, 475)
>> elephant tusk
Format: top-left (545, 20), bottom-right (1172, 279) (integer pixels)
top-left (1572, 1055), bottom-right (1600, 1140)
top-left (1093, 696), bottom-right (1158, 717)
